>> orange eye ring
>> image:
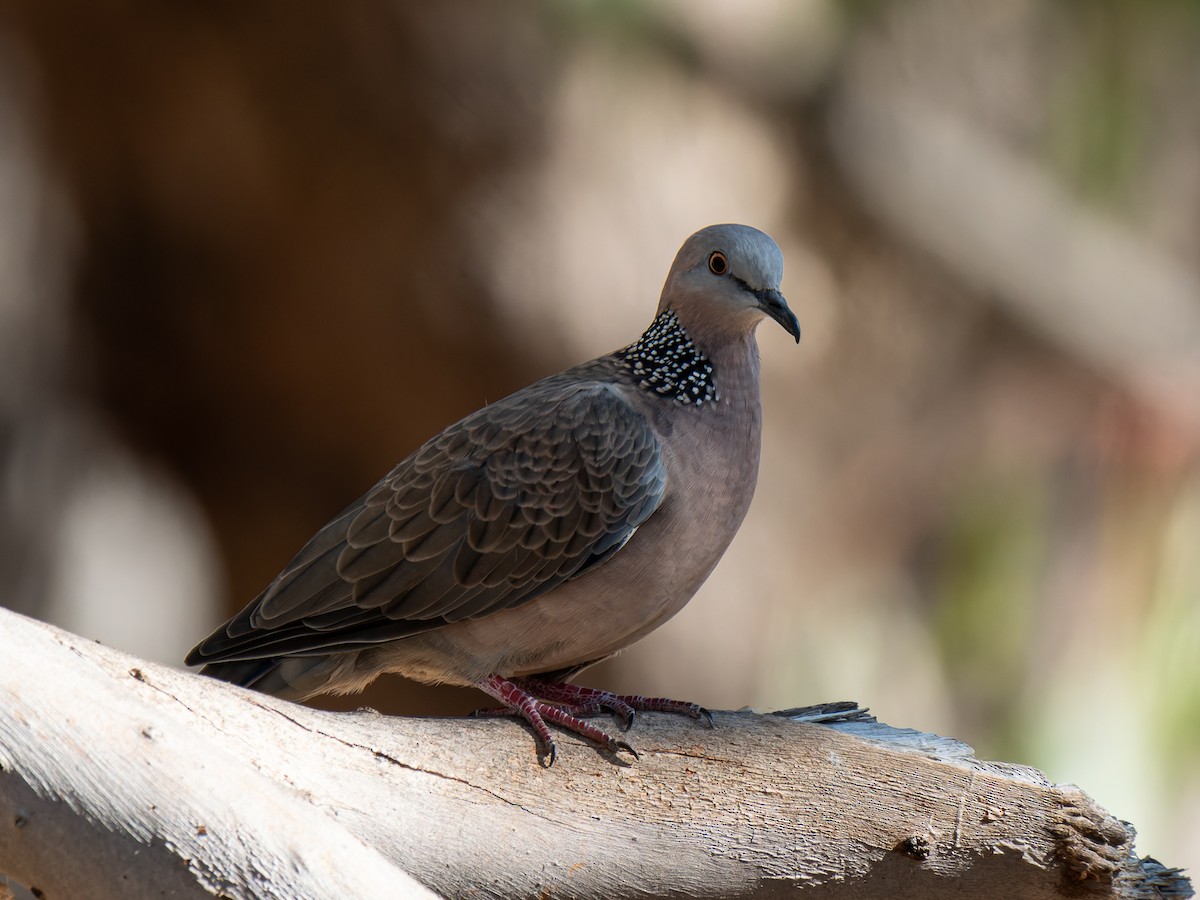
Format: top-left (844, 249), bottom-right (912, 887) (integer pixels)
top-left (708, 251), bottom-right (728, 275)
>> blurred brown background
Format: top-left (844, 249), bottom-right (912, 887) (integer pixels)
top-left (1, 0), bottom-right (1197, 875)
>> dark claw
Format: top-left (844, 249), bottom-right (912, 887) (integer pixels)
top-left (619, 710), bottom-right (635, 732)
top-left (538, 743), bottom-right (557, 768)
top-left (615, 740), bottom-right (639, 760)
top-left (699, 707), bottom-right (715, 728)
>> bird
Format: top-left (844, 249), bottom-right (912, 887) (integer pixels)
top-left (187, 223), bottom-right (800, 764)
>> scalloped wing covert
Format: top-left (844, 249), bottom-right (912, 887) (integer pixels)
top-left (187, 376), bottom-right (666, 663)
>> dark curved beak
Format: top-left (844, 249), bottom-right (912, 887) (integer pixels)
top-left (755, 289), bottom-right (800, 343)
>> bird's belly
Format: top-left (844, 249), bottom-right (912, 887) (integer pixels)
top-left (365, 402), bottom-right (761, 689)
top-left (366, 503), bottom-right (731, 686)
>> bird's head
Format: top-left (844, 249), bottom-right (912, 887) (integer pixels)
top-left (659, 224), bottom-right (800, 344)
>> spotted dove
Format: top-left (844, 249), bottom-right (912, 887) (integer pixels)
top-left (187, 224), bottom-right (800, 763)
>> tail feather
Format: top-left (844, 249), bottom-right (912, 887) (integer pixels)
top-left (198, 654), bottom-right (358, 701)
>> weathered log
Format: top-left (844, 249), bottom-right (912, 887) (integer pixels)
top-left (0, 608), bottom-right (1190, 899)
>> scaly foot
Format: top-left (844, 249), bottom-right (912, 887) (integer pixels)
top-left (472, 674), bottom-right (710, 764)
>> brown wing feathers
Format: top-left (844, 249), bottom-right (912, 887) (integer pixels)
top-left (185, 378), bottom-right (666, 665)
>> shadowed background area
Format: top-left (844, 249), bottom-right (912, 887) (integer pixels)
top-left (1, 0), bottom-right (1197, 876)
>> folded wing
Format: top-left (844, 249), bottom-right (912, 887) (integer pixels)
top-left (186, 377), bottom-right (666, 664)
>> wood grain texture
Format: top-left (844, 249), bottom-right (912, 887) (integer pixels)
top-left (0, 608), bottom-right (1189, 899)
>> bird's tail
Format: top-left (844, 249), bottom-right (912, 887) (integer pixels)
top-left (199, 656), bottom-right (346, 702)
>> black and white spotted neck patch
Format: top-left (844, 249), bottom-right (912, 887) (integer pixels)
top-left (618, 310), bottom-right (717, 406)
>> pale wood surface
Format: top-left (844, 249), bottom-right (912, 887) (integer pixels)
top-left (0, 608), bottom-right (1190, 899)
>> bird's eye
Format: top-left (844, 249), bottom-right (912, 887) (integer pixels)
top-left (708, 251), bottom-right (728, 275)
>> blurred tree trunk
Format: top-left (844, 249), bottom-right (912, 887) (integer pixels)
top-left (0, 0), bottom-right (560, 713)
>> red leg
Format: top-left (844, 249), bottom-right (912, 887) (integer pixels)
top-left (510, 680), bottom-right (637, 728)
top-left (514, 678), bottom-right (712, 730)
top-left (475, 674), bottom-right (637, 765)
